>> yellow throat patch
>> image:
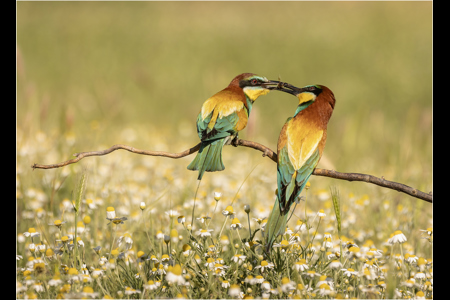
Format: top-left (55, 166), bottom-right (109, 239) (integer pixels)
top-left (243, 86), bottom-right (270, 102)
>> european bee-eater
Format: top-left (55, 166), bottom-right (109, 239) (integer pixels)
top-left (265, 83), bottom-right (336, 251)
top-left (187, 73), bottom-right (279, 180)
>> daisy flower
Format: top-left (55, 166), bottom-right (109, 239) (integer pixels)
top-left (415, 291), bottom-right (426, 300)
top-left (293, 259), bottom-right (309, 272)
top-left (388, 230), bottom-right (407, 244)
top-left (273, 239), bottom-right (292, 251)
top-left (303, 270), bottom-right (321, 279)
top-left (106, 207), bottom-right (116, 219)
top-left (221, 280), bottom-right (230, 288)
top-left (124, 287), bottom-right (141, 295)
top-left (295, 220), bottom-right (307, 232)
top-left (214, 192), bottom-right (222, 201)
top-left (166, 264), bottom-right (185, 285)
top-left (106, 217), bottom-right (127, 225)
top-left (205, 257), bottom-right (216, 269)
top-left (254, 260), bottom-right (274, 273)
top-left (261, 281), bottom-right (271, 292)
top-left (84, 198), bottom-right (97, 210)
top-left (405, 253), bottom-right (418, 265)
top-left (414, 272), bottom-right (426, 280)
top-left (182, 244), bottom-right (192, 257)
top-left (23, 228), bottom-right (40, 238)
top-left (317, 209), bottom-right (326, 218)
top-left (231, 254), bottom-right (247, 264)
top-left (196, 229), bottom-right (213, 238)
top-left (314, 283), bottom-right (334, 296)
top-left (49, 220), bottom-right (66, 229)
top-left (144, 280), bottom-right (158, 291)
top-left (177, 215), bottom-right (186, 224)
top-left (281, 277), bottom-right (295, 294)
top-left (214, 263), bottom-right (229, 276)
top-left (156, 230), bottom-right (165, 239)
top-left (222, 206), bottom-right (235, 218)
top-left (91, 268), bottom-right (104, 279)
top-left (48, 275), bottom-right (63, 287)
top-left (139, 202), bottom-right (146, 211)
top-left (228, 284), bottom-right (242, 298)
top-left (329, 260), bottom-right (343, 270)
top-left (323, 237), bottom-right (333, 249)
top-left (341, 268), bottom-right (359, 277)
top-left (253, 217), bottom-right (266, 225)
top-left (79, 286), bottom-right (99, 298)
top-left (230, 218), bottom-right (243, 230)
top-left (165, 209), bottom-right (179, 218)
top-left (197, 215), bottom-right (211, 224)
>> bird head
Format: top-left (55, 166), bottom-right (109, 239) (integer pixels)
top-left (229, 73), bottom-right (281, 102)
top-left (275, 83), bottom-right (335, 110)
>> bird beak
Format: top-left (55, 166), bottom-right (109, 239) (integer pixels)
top-left (271, 82), bottom-right (304, 96)
top-left (262, 80), bottom-right (282, 90)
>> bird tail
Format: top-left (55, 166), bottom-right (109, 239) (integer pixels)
top-left (187, 138), bottom-right (226, 180)
top-left (265, 197), bottom-right (289, 252)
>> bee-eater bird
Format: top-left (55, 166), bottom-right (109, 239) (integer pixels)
top-left (187, 73), bottom-right (280, 180)
top-left (265, 83), bottom-right (336, 251)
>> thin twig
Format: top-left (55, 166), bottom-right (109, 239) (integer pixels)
top-left (31, 140), bottom-right (432, 203)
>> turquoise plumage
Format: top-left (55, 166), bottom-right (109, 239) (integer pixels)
top-left (188, 73), bottom-right (279, 180)
top-left (265, 84), bottom-right (336, 252)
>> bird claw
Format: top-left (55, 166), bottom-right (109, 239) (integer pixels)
top-left (231, 136), bottom-right (239, 147)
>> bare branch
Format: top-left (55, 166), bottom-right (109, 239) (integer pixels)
top-left (31, 140), bottom-right (432, 203)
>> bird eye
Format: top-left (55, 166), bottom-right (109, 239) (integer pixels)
top-left (308, 86), bottom-right (315, 91)
top-left (251, 79), bottom-right (258, 85)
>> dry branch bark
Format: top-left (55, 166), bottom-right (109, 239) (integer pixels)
top-left (31, 140), bottom-right (432, 203)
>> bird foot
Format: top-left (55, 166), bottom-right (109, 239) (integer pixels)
top-left (231, 136), bottom-right (240, 147)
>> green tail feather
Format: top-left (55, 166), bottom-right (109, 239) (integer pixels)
top-left (265, 197), bottom-right (289, 252)
top-left (187, 138), bottom-right (226, 180)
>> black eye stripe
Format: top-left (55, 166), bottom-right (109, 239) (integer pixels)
top-left (239, 78), bottom-right (261, 88)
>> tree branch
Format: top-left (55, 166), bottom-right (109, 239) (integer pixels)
top-left (31, 139), bottom-right (432, 203)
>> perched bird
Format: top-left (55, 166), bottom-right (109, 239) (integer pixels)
top-left (187, 73), bottom-right (280, 180)
top-left (265, 83), bottom-right (336, 251)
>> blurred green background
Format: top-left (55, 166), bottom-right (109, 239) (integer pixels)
top-left (17, 2), bottom-right (432, 199)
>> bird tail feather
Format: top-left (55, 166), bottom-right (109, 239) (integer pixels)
top-left (187, 138), bottom-right (225, 180)
top-left (265, 197), bottom-right (289, 252)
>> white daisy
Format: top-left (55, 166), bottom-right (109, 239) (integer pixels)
top-left (196, 229), bottom-right (213, 238)
top-left (254, 260), bottom-right (274, 273)
top-left (388, 230), bottom-right (407, 244)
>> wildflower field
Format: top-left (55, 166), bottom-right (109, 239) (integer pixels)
top-left (17, 2), bottom-right (432, 299)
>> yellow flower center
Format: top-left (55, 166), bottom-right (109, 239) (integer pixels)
top-left (261, 261), bottom-right (268, 267)
top-left (82, 286), bottom-right (94, 294)
top-left (225, 206), bottom-right (234, 213)
top-left (68, 268), bottom-right (78, 275)
top-left (172, 264), bottom-right (182, 276)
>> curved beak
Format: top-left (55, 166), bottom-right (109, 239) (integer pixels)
top-left (270, 81), bottom-right (304, 96)
top-left (261, 80), bottom-right (282, 89)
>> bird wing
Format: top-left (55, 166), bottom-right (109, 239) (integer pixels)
top-left (197, 90), bottom-right (248, 142)
top-left (277, 119), bottom-right (323, 212)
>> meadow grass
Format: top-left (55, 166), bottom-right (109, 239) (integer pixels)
top-left (17, 2), bottom-right (431, 299)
